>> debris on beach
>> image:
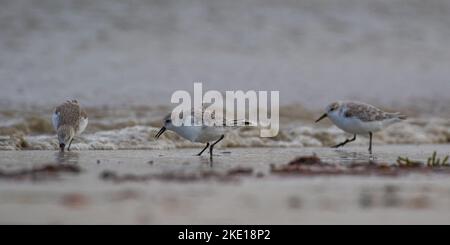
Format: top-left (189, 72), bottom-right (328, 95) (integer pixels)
top-left (100, 170), bottom-right (203, 183)
top-left (426, 151), bottom-right (449, 167)
top-left (397, 151), bottom-right (450, 168)
top-left (396, 156), bottom-right (423, 168)
top-left (61, 193), bottom-right (89, 209)
top-left (288, 155), bottom-right (322, 165)
top-left (110, 189), bottom-right (141, 202)
top-left (100, 167), bottom-right (254, 183)
top-left (272, 154), bottom-right (450, 177)
top-left (0, 164), bottom-right (81, 181)
top-left (226, 167), bottom-right (253, 176)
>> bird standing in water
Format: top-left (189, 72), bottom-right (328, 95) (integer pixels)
top-left (155, 108), bottom-right (251, 159)
top-left (52, 100), bottom-right (88, 152)
top-left (315, 101), bottom-right (406, 154)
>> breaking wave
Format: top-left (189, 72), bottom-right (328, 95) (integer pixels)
top-left (1, 118), bottom-right (449, 151)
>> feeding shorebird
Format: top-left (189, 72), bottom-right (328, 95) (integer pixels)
top-left (155, 108), bottom-right (251, 159)
top-left (52, 100), bottom-right (88, 152)
top-left (315, 101), bottom-right (406, 154)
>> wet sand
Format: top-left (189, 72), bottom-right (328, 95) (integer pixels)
top-left (1, 145), bottom-right (450, 224)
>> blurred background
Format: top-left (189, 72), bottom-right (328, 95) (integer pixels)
top-left (1, 0), bottom-right (449, 114)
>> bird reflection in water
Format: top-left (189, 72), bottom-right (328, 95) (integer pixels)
top-left (333, 150), bottom-right (378, 164)
top-left (55, 151), bottom-right (79, 165)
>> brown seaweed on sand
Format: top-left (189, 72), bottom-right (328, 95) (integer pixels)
top-left (0, 164), bottom-right (81, 181)
top-left (288, 155), bottom-right (322, 165)
top-left (272, 154), bottom-right (450, 177)
top-left (100, 167), bottom-right (254, 183)
top-left (426, 151), bottom-right (450, 167)
top-left (397, 151), bottom-right (450, 168)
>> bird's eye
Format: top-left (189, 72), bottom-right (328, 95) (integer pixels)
top-left (165, 119), bottom-right (171, 124)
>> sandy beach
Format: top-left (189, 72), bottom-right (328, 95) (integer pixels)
top-left (1, 145), bottom-right (450, 225)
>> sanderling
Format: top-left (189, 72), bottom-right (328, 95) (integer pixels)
top-left (315, 101), bottom-right (406, 154)
top-left (52, 100), bottom-right (88, 152)
top-left (155, 109), bottom-right (251, 159)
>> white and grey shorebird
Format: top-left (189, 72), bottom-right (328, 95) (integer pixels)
top-left (315, 101), bottom-right (407, 154)
top-left (52, 100), bottom-right (88, 152)
top-left (155, 109), bottom-right (251, 159)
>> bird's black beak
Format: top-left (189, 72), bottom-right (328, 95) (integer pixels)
top-left (155, 127), bottom-right (166, 140)
top-left (60, 143), bottom-right (65, 152)
top-left (315, 113), bottom-right (328, 123)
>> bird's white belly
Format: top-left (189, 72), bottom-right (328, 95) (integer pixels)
top-left (330, 116), bottom-right (383, 134)
top-left (174, 126), bottom-right (224, 143)
top-left (195, 127), bottom-right (224, 143)
top-left (77, 118), bottom-right (88, 135)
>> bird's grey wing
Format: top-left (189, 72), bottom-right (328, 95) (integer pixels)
top-left (344, 102), bottom-right (387, 122)
top-left (195, 108), bottom-right (252, 127)
top-left (58, 101), bottom-right (81, 126)
top-left (199, 111), bottom-right (227, 127)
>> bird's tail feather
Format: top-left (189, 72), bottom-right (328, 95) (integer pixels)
top-left (224, 120), bottom-right (254, 127)
top-left (389, 112), bottom-right (407, 120)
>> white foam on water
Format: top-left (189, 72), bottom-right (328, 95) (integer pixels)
top-left (4, 118), bottom-right (445, 151)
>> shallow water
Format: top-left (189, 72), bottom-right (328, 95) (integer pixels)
top-left (1, 145), bottom-right (448, 171)
top-left (1, 145), bottom-right (450, 224)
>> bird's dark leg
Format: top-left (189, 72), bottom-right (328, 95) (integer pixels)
top-left (67, 138), bottom-right (74, 151)
top-left (369, 132), bottom-right (373, 154)
top-left (209, 135), bottom-right (225, 159)
top-left (197, 143), bottom-right (210, 156)
top-left (333, 134), bottom-right (357, 148)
